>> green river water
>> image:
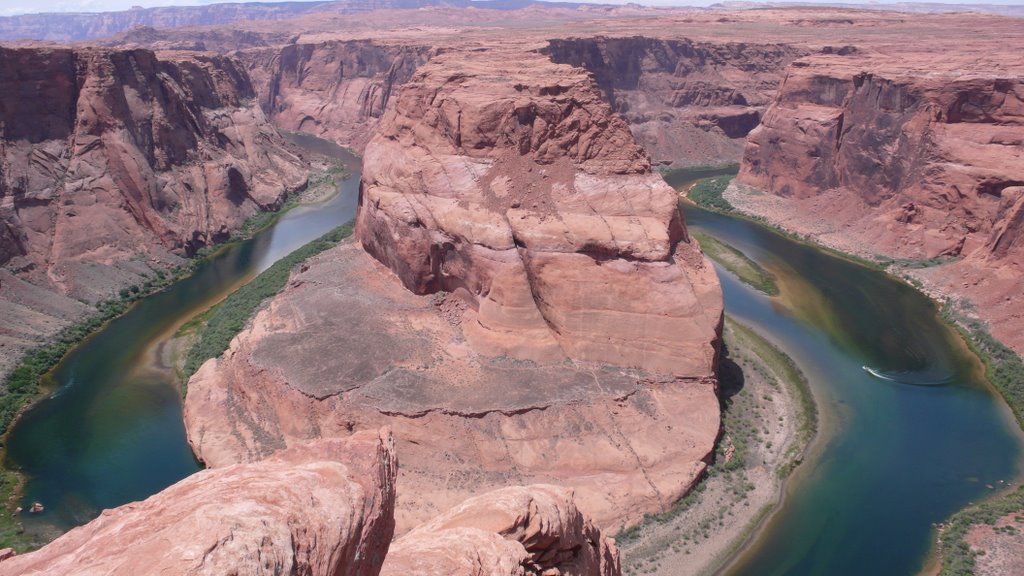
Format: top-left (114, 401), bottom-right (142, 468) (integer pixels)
top-left (3, 159), bottom-right (1022, 576)
top-left (673, 170), bottom-right (1024, 576)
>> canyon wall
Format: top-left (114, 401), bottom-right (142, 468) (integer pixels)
top-left (229, 34), bottom-right (805, 164)
top-left (0, 46), bottom-right (305, 379)
top-left (242, 40), bottom-right (435, 151)
top-left (185, 47), bottom-right (722, 534)
top-left (544, 36), bottom-right (806, 167)
top-left (734, 53), bottom-right (1024, 352)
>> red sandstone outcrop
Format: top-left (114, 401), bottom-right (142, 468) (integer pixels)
top-left (0, 433), bottom-right (624, 576)
top-left (381, 485), bottom-right (619, 576)
top-left (734, 51), bottom-right (1024, 353)
top-left (544, 37), bottom-right (806, 167)
top-left (0, 46), bottom-right (306, 378)
top-left (358, 48), bottom-right (722, 374)
top-left (0, 430), bottom-right (397, 576)
top-left (185, 47), bottom-right (721, 534)
top-left (185, 240), bottom-right (719, 533)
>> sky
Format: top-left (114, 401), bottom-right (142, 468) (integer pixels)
top-left (0, 0), bottom-right (282, 16)
top-left (0, 0), bottom-right (1019, 16)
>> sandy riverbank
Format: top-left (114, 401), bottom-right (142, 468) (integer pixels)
top-left (619, 317), bottom-right (817, 576)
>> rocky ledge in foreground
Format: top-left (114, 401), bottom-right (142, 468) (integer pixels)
top-left (0, 430), bottom-right (397, 576)
top-left (185, 47), bottom-right (723, 533)
top-left (382, 484), bottom-right (620, 576)
top-left (0, 430), bottom-right (621, 576)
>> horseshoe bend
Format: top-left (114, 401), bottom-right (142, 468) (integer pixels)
top-left (0, 3), bottom-right (1023, 576)
top-left (184, 47), bottom-right (724, 533)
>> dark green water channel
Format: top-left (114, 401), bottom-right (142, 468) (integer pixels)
top-left (4, 134), bottom-right (360, 539)
top-left (669, 170), bottom-right (1024, 575)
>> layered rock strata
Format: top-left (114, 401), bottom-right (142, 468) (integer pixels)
top-left (357, 48), bottom-right (722, 374)
top-left (0, 430), bottom-right (397, 576)
top-left (734, 52), bottom-right (1024, 352)
top-left (243, 40), bottom-right (434, 151)
top-left (185, 48), bottom-right (722, 533)
top-left (0, 46), bottom-right (306, 378)
top-left (544, 37), bottom-right (806, 167)
top-left (381, 485), bottom-right (620, 576)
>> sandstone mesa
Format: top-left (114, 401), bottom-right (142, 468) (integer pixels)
top-left (184, 46), bottom-right (723, 534)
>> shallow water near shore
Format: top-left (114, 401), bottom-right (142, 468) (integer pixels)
top-left (669, 167), bottom-right (1024, 576)
top-left (3, 137), bottom-right (361, 540)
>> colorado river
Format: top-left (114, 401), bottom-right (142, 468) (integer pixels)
top-left (671, 169), bottom-right (1024, 575)
top-left (5, 154), bottom-right (1022, 576)
top-left (4, 134), bottom-right (361, 540)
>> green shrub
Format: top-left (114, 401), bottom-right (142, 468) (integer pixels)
top-left (688, 176), bottom-right (735, 212)
top-left (937, 305), bottom-right (1024, 575)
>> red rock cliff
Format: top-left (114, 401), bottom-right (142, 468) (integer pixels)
top-left (185, 47), bottom-right (722, 535)
top-left (0, 46), bottom-right (306, 377)
top-left (0, 433), bottom-right (622, 576)
top-left (735, 52), bottom-right (1024, 352)
top-left (543, 36), bottom-right (806, 167)
top-left (0, 431), bottom-right (398, 576)
top-left (0, 46), bottom-right (306, 283)
top-left (243, 39), bottom-right (434, 151)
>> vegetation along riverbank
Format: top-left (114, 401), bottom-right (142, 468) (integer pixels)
top-left (690, 231), bottom-right (778, 296)
top-left (932, 305), bottom-right (1024, 576)
top-left (618, 317), bottom-right (817, 576)
top-left (181, 222), bottom-right (354, 382)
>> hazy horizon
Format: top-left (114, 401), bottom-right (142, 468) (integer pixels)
top-left (0, 0), bottom-right (1021, 17)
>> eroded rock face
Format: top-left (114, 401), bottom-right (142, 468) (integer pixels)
top-left (357, 48), bottom-right (722, 375)
top-left (243, 40), bottom-right (435, 151)
top-left (735, 52), bottom-right (1024, 352)
top-left (381, 485), bottom-right (620, 576)
top-left (0, 46), bottom-right (306, 378)
top-left (0, 47), bottom-right (306, 276)
top-left (544, 37), bottom-right (806, 167)
top-left (740, 54), bottom-right (1024, 259)
top-left (0, 430), bottom-right (397, 576)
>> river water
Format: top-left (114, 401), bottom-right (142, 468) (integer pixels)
top-left (5, 156), bottom-right (1022, 575)
top-left (4, 134), bottom-right (361, 539)
top-left (673, 174), bottom-right (1024, 575)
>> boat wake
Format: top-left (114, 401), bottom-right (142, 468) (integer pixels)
top-left (861, 365), bottom-right (953, 387)
top-left (49, 374), bottom-right (77, 400)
